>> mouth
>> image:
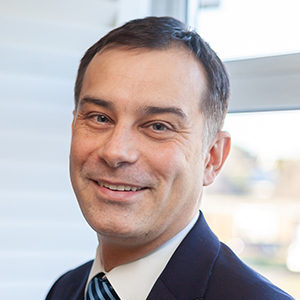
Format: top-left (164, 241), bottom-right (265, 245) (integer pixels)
top-left (96, 181), bottom-right (146, 192)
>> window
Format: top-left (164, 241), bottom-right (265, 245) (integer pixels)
top-left (197, 0), bottom-right (300, 60)
top-left (196, 1), bottom-right (300, 298)
top-left (202, 98), bottom-right (300, 299)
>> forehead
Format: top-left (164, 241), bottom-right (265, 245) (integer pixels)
top-left (80, 47), bottom-right (207, 114)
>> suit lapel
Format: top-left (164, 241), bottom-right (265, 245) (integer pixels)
top-left (63, 261), bottom-right (92, 300)
top-left (147, 212), bottom-right (220, 300)
top-left (67, 279), bottom-right (86, 300)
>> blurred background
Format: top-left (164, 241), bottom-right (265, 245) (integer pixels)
top-left (0, 0), bottom-right (299, 299)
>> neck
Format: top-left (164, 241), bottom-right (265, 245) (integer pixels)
top-left (98, 236), bottom-right (166, 272)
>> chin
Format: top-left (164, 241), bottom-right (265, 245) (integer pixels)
top-left (88, 215), bottom-right (140, 239)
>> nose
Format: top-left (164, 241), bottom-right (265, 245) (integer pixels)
top-left (98, 123), bottom-right (139, 168)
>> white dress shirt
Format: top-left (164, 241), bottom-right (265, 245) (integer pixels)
top-left (85, 212), bottom-right (199, 300)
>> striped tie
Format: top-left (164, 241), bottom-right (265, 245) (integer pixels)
top-left (85, 272), bottom-right (120, 300)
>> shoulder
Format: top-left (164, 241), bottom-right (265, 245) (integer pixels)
top-left (206, 242), bottom-right (294, 299)
top-left (160, 212), bottom-right (294, 299)
top-left (45, 260), bottom-right (93, 300)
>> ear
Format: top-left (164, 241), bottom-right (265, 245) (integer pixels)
top-left (203, 131), bottom-right (231, 186)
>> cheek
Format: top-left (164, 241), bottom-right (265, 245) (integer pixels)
top-left (146, 142), bottom-right (188, 183)
top-left (155, 140), bottom-right (204, 189)
top-left (69, 133), bottom-right (98, 191)
top-left (70, 132), bottom-right (95, 166)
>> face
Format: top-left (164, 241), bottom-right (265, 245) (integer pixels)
top-left (70, 47), bottom-right (220, 248)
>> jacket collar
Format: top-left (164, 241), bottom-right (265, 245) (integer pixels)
top-left (147, 212), bottom-right (220, 300)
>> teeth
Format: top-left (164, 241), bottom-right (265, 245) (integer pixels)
top-left (98, 182), bottom-right (142, 192)
top-left (116, 185), bottom-right (125, 191)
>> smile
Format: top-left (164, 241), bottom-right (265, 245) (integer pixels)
top-left (97, 181), bottom-right (143, 192)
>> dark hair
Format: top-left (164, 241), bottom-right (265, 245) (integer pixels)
top-left (74, 16), bottom-right (230, 140)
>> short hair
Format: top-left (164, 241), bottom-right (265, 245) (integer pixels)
top-left (74, 16), bottom-right (230, 141)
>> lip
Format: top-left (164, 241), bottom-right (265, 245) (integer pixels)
top-left (90, 179), bottom-right (148, 202)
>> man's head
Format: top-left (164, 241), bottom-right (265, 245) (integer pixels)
top-left (70, 17), bottom-right (231, 263)
top-left (74, 16), bottom-right (229, 144)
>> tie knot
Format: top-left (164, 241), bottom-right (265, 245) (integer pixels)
top-left (96, 272), bottom-right (106, 281)
top-left (85, 273), bottom-right (120, 300)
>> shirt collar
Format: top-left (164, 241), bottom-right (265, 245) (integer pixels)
top-left (85, 212), bottom-right (199, 300)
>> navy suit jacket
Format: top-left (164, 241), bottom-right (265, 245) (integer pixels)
top-left (46, 212), bottom-right (294, 300)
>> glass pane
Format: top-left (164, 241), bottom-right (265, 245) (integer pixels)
top-left (197, 0), bottom-right (300, 60)
top-left (202, 110), bottom-right (300, 299)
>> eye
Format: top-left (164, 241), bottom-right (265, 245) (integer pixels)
top-left (95, 114), bottom-right (109, 123)
top-left (140, 121), bottom-right (177, 140)
top-left (151, 123), bottom-right (168, 131)
top-left (87, 113), bottom-right (113, 129)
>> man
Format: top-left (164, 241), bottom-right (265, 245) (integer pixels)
top-left (46, 17), bottom-right (294, 300)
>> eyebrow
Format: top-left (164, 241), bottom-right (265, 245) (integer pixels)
top-left (79, 97), bottom-right (116, 111)
top-left (143, 105), bottom-right (187, 119)
top-left (79, 96), bottom-right (187, 119)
